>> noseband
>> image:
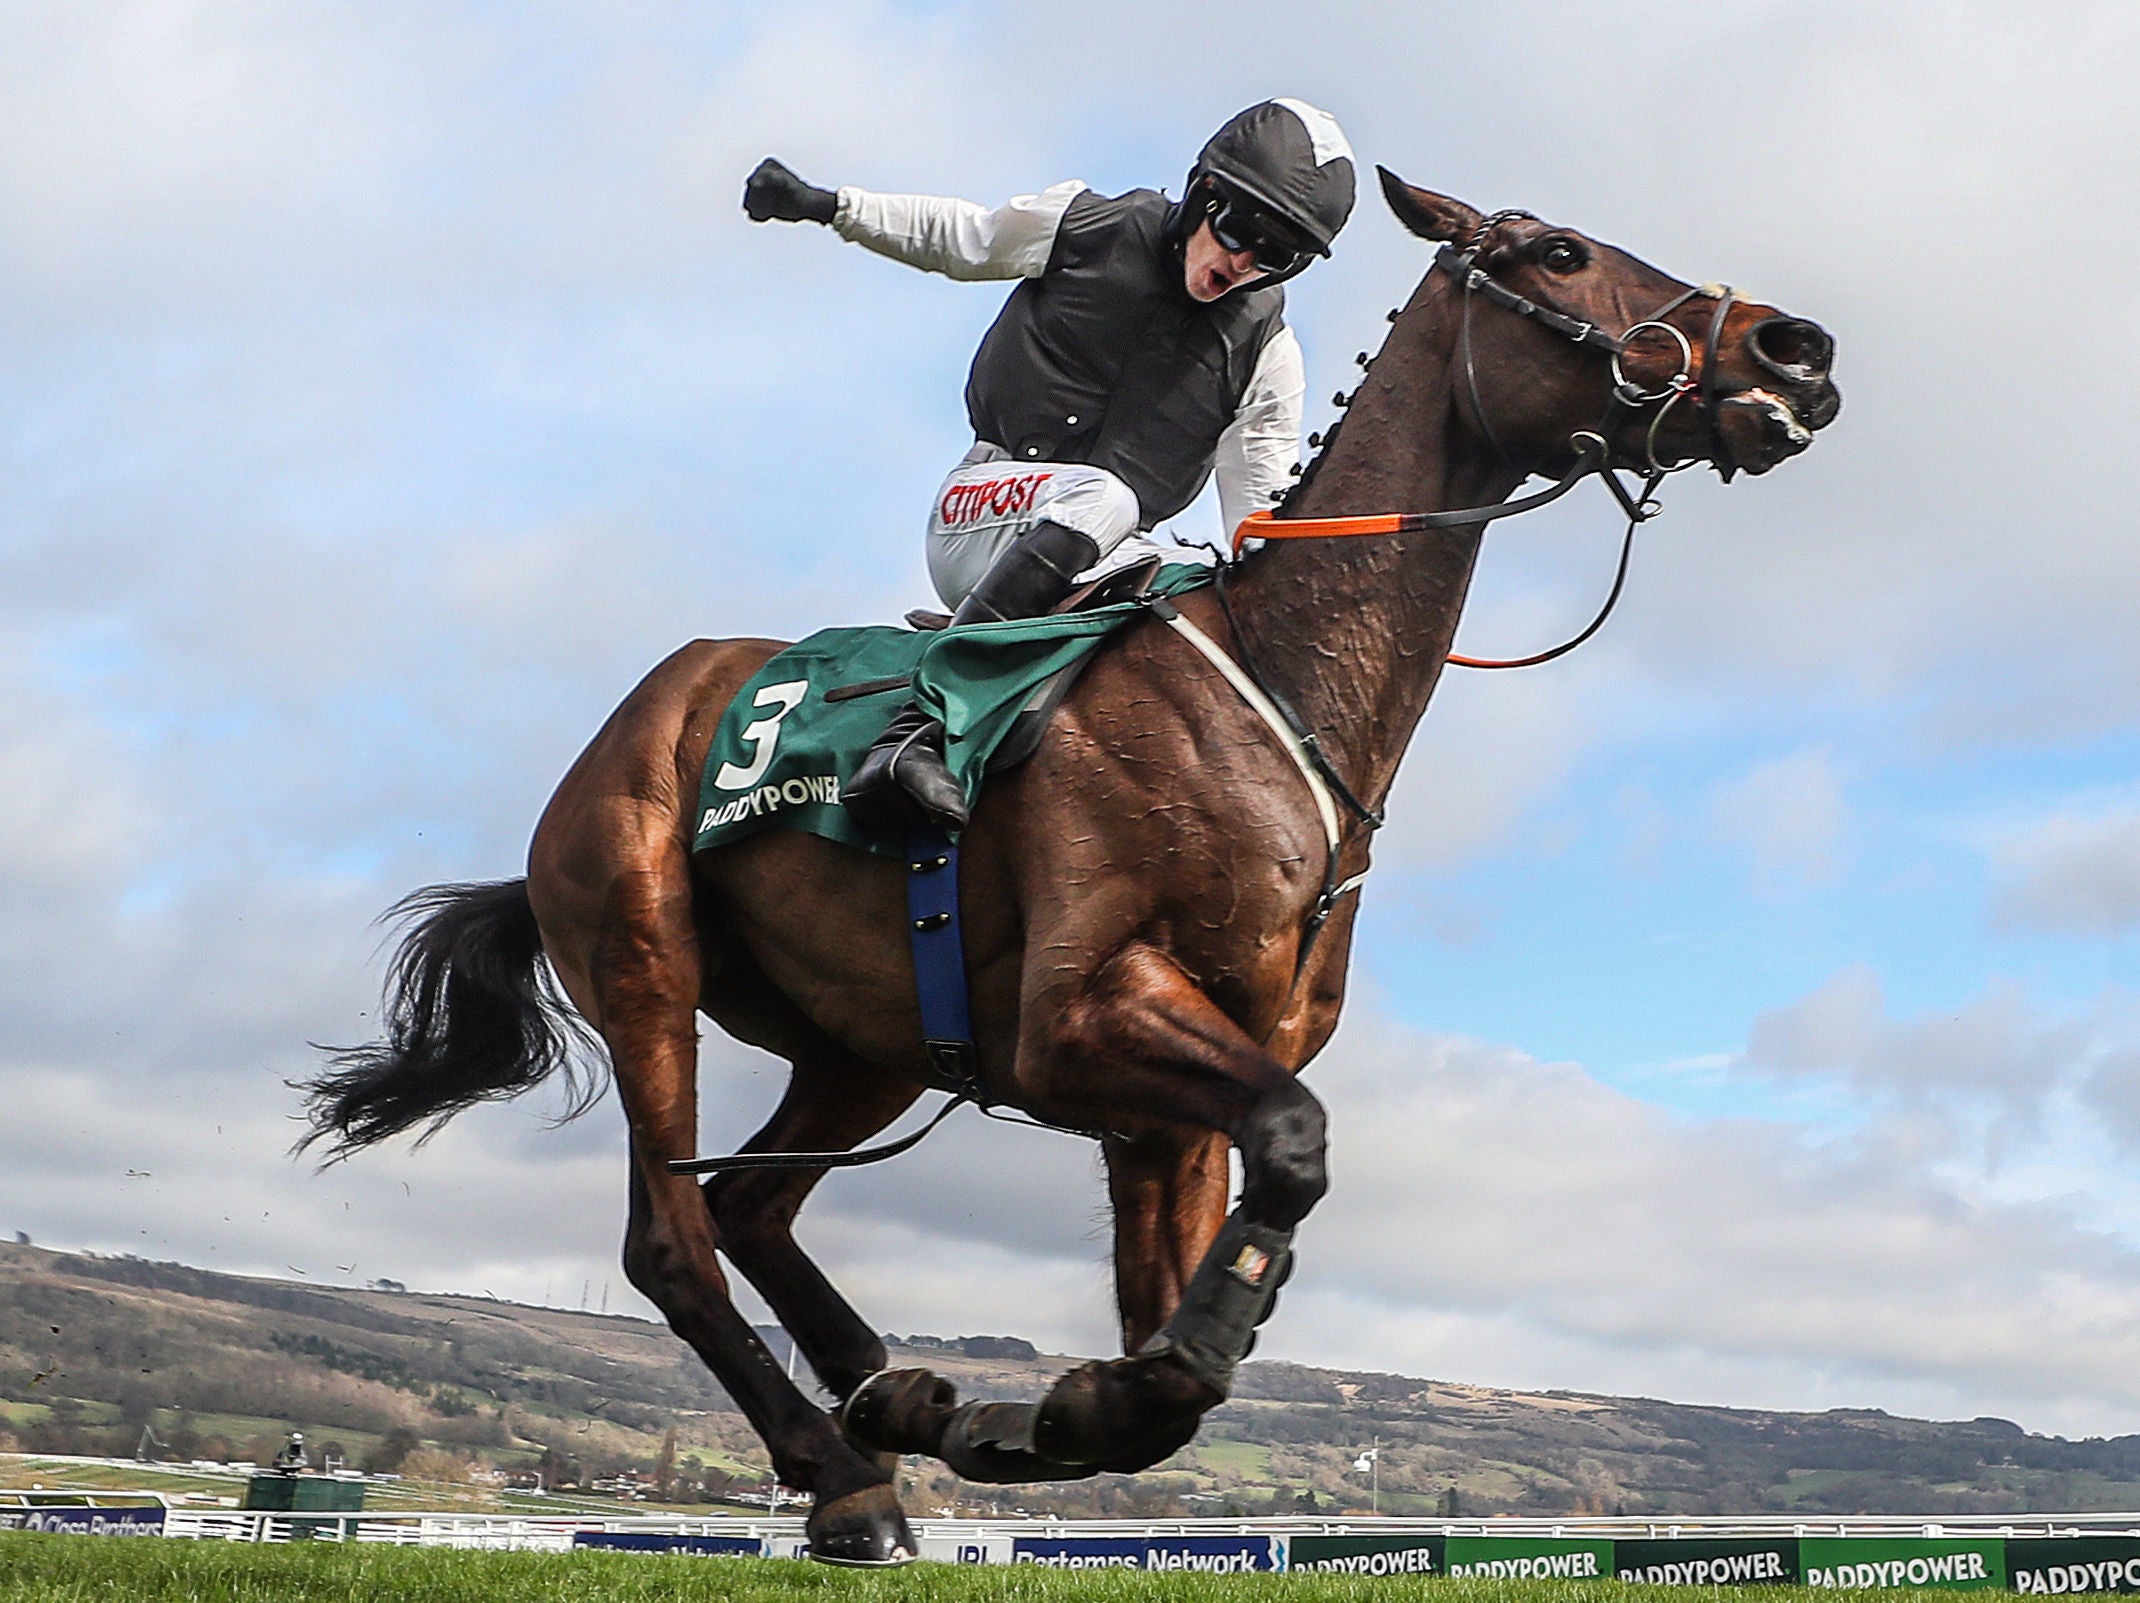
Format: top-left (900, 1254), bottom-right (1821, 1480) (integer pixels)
top-left (1449, 208), bottom-right (1738, 484)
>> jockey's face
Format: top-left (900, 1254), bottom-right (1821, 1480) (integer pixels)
top-left (1183, 220), bottom-right (1268, 302)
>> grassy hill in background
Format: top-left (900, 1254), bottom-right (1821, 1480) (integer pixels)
top-left (4, 1241), bottom-right (2138, 1518)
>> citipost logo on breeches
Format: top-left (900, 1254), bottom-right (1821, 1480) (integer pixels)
top-left (939, 472), bottom-right (1053, 529)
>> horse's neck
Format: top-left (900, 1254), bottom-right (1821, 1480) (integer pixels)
top-left (1223, 276), bottom-right (1529, 808)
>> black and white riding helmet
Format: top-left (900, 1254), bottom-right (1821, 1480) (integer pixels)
top-left (1189, 98), bottom-right (1356, 265)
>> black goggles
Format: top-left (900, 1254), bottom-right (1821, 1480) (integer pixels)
top-left (1206, 197), bottom-right (1305, 275)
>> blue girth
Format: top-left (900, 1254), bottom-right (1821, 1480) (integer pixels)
top-left (905, 826), bottom-right (981, 1101)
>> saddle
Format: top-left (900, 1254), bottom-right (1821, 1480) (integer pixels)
top-left (901, 554), bottom-right (1165, 632)
top-left (902, 556), bottom-right (1167, 774)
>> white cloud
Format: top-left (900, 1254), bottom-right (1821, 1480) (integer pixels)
top-left (1285, 1009), bottom-right (2140, 1434)
top-left (1991, 793), bottom-right (2140, 935)
top-left (0, 640), bottom-right (151, 898)
top-left (1739, 965), bottom-right (2103, 1111)
top-left (1377, 660), bottom-right (1594, 870)
top-left (1707, 747), bottom-right (1846, 891)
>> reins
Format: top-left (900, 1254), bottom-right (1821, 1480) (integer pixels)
top-left (1237, 231), bottom-right (1735, 671)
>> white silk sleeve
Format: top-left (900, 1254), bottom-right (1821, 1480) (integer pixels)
top-left (1214, 324), bottom-right (1306, 540)
top-left (831, 180), bottom-right (1088, 281)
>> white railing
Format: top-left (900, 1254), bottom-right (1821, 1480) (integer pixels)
top-left (130, 1507), bottom-right (2140, 1546)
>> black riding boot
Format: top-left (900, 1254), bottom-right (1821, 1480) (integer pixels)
top-left (840, 701), bottom-right (969, 833)
top-left (946, 519), bottom-right (1102, 626)
top-left (842, 521), bottom-right (1102, 832)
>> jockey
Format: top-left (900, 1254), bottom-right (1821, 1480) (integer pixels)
top-left (744, 99), bottom-right (1356, 832)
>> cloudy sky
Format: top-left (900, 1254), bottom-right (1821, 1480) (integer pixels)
top-left (6, 0), bottom-right (2140, 1440)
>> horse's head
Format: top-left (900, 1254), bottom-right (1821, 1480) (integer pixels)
top-left (1378, 168), bottom-right (1840, 483)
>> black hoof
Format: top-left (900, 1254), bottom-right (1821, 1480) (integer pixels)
top-left (841, 1367), bottom-right (957, 1457)
top-left (805, 1483), bottom-right (916, 1567)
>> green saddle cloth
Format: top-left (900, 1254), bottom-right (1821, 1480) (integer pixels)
top-left (693, 564), bottom-right (1212, 860)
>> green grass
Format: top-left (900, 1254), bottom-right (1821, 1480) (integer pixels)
top-left (1196, 1440), bottom-right (1276, 1479)
top-left (0, 1535), bottom-right (2013, 1602)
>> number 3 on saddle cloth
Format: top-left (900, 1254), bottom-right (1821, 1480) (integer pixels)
top-left (691, 563), bottom-right (1213, 1096)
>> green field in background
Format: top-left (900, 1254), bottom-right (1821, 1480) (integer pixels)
top-left (0, 1454), bottom-right (758, 1520)
top-left (0, 1532), bottom-right (2029, 1603)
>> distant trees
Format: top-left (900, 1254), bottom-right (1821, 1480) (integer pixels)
top-left (362, 1426), bottom-right (420, 1475)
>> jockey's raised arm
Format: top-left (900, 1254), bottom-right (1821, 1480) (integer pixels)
top-left (832, 181), bottom-right (1087, 281)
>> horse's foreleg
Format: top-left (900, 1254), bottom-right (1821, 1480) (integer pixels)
top-left (1101, 1127), bottom-right (1232, 1352)
top-left (916, 941), bottom-right (1326, 1483)
top-left (596, 870), bottom-right (912, 1566)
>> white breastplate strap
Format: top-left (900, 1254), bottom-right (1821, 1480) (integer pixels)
top-left (1154, 607), bottom-right (1370, 909)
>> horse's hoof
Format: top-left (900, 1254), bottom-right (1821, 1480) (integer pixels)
top-left (805, 1483), bottom-right (917, 1567)
top-left (841, 1366), bottom-right (957, 1457)
top-left (1034, 1351), bottom-right (1215, 1471)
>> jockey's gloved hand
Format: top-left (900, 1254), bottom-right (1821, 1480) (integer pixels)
top-left (743, 157), bottom-right (838, 225)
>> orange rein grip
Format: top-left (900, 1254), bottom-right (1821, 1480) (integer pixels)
top-left (1230, 509), bottom-right (1409, 554)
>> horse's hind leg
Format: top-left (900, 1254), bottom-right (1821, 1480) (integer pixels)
top-left (702, 1035), bottom-right (926, 1403)
top-left (594, 877), bottom-right (913, 1565)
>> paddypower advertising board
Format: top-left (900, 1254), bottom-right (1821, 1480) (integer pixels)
top-left (2006, 1538), bottom-right (2140, 1595)
top-left (1616, 1536), bottom-right (1800, 1585)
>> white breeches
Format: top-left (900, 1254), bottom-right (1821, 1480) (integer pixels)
top-left (925, 444), bottom-right (1160, 610)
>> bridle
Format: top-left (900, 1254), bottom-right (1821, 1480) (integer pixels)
top-left (1454, 208), bottom-right (1738, 488)
top-left (1191, 210), bottom-right (1746, 977)
top-left (1234, 210), bottom-right (1741, 669)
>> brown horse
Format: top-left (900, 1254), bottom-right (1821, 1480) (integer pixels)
top-left (304, 171), bottom-right (1838, 1562)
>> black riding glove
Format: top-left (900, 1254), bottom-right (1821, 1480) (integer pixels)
top-left (743, 157), bottom-right (838, 225)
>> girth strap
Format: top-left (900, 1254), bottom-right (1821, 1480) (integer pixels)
top-left (903, 825), bottom-right (982, 1099)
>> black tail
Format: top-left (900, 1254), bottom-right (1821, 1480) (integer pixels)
top-left (299, 879), bottom-right (601, 1158)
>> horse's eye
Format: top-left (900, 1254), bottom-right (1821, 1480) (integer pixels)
top-left (1540, 238), bottom-right (1587, 274)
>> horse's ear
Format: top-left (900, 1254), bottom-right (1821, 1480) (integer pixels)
top-left (1378, 167), bottom-right (1480, 244)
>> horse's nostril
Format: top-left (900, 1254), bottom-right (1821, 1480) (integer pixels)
top-left (1749, 316), bottom-right (1832, 383)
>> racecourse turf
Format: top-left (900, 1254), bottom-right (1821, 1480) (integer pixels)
top-left (0, 1531), bottom-right (2008, 1601)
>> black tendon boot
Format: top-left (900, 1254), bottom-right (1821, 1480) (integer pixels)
top-left (842, 520), bottom-right (1103, 832)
